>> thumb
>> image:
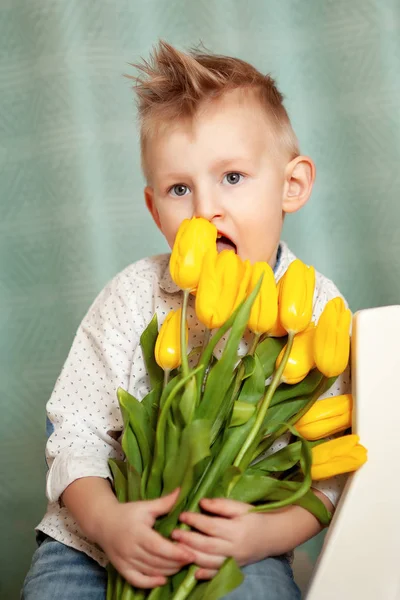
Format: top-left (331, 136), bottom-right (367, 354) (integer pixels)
top-left (148, 488), bottom-right (180, 517)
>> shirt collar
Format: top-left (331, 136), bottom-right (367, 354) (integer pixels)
top-left (159, 241), bottom-right (291, 294)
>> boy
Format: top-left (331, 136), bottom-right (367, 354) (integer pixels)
top-left (22, 42), bottom-right (349, 599)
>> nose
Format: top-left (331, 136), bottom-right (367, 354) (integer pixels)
top-left (193, 188), bottom-right (223, 222)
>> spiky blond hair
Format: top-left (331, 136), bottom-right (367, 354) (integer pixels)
top-left (128, 41), bottom-right (299, 178)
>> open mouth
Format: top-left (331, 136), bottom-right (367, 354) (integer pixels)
top-left (217, 233), bottom-right (237, 254)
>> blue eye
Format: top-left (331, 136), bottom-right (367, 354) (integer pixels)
top-left (223, 172), bottom-right (243, 185)
top-left (170, 184), bottom-right (190, 197)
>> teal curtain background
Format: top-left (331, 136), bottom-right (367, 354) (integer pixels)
top-left (1, 1), bottom-right (399, 596)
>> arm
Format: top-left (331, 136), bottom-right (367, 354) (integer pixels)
top-left (173, 491), bottom-right (333, 579)
top-left (47, 269), bottom-right (194, 587)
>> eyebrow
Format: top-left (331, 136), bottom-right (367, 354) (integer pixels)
top-left (158, 157), bottom-right (253, 181)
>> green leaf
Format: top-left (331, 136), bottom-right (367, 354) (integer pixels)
top-left (127, 464), bottom-right (142, 502)
top-left (140, 314), bottom-right (164, 389)
top-left (295, 489), bottom-right (332, 526)
top-left (230, 401), bottom-right (256, 427)
top-left (141, 382), bottom-right (163, 431)
top-left (189, 557), bottom-right (244, 600)
top-left (262, 397), bottom-right (307, 436)
top-left (228, 472), bottom-right (282, 503)
top-left (108, 459), bottom-right (127, 503)
top-left (117, 387), bottom-right (154, 470)
top-left (146, 366), bottom-right (203, 499)
top-left (208, 374), bottom-right (236, 444)
top-left (179, 376), bottom-right (197, 425)
top-left (241, 355), bottom-right (256, 379)
top-left (255, 336), bottom-right (287, 378)
top-left (121, 425), bottom-right (143, 475)
top-left (161, 413), bottom-right (181, 491)
top-left (237, 353), bottom-right (265, 405)
top-left (184, 415), bottom-right (256, 514)
top-left (251, 424), bottom-right (313, 511)
top-left (156, 419), bottom-right (212, 537)
top-left (269, 370), bottom-right (325, 407)
top-left (197, 279), bottom-right (262, 424)
top-left (251, 441), bottom-right (302, 472)
top-left (162, 419), bottom-right (211, 495)
top-left (221, 466), bottom-right (242, 496)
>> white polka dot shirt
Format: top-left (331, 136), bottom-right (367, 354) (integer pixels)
top-left (36, 241), bottom-right (351, 567)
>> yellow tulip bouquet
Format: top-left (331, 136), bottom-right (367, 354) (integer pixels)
top-left (107, 217), bottom-right (367, 600)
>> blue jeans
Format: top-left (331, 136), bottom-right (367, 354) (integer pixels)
top-left (22, 533), bottom-right (301, 599)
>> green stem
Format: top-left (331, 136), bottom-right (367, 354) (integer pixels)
top-left (230, 332), bottom-right (261, 402)
top-left (106, 564), bottom-right (116, 600)
top-left (120, 579), bottom-right (137, 600)
top-left (163, 369), bottom-right (170, 389)
top-left (181, 291), bottom-right (190, 378)
top-left (195, 306), bottom-right (243, 396)
top-left (197, 328), bottom-right (212, 395)
top-left (252, 375), bottom-right (329, 460)
top-left (171, 565), bottom-right (198, 600)
top-left (249, 332), bottom-right (261, 356)
top-left (147, 587), bottom-right (162, 600)
top-left (233, 332), bottom-right (295, 471)
top-left (201, 328), bottom-right (211, 354)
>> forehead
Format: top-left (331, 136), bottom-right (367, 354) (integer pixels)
top-left (144, 90), bottom-right (277, 180)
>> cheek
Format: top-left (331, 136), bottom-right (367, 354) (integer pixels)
top-left (157, 210), bottom-right (185, 249)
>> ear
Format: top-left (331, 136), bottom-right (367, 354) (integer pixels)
top-left (144, 186), bottom-right (162, 231)
top-left (282, 156), bottom-right (315, 214)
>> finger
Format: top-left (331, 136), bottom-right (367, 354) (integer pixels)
top-left (147, 488), bottom-right (180, 518)
top-left (179, 547), bottom-right (224, 570)
top-left (131, 559), bottom-right (180, 578)
top-left (171, 528), bottom-right (228, 556)
top-left (142, 529), bottom-right (195, 563)
top-left (179, 512), bottom-right (229, 539)
top-left (137, 549), bottom-right (185, 572)
top-left (128, 559), bottom-right (166, 578)
top-left (200, 497), bottom-right (251, 517)
top-left (123, 568), bottom-right (167, 589)
top-left (195, 568), bottom-right (218, 580)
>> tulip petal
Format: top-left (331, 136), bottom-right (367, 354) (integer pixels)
top-left (311, 445), bottom-right (367, 480)
top-left (311, 434), bottom-right (360, 465)
top-left (279, 260), bottom-right (315, 334)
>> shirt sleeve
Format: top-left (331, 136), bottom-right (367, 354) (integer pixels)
top-left (45, 270), bottom-right (143, 503)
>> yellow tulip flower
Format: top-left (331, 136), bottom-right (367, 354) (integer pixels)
top-left (195, 250), bottom-right (251, 329)
top-left (155, 309), bottom-right (188, 371)
top-left (268, 279), bottom-right (287, 337)
top-left (295, 394), bottom-right (353, 440)
top-left (169, 217), bottom-right (218, 291)
top-left (314, 297), bottom-right (351, 377)
top-left (279, 259), bottom-right (315, 334)
top-left (276, 323), bottom-right (316, 384)
top-left (247, 262), bottom-right (278, 335)
top-left (311, 434), bottom-right (367, 480)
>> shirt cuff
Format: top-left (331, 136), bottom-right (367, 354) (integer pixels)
top-left (312, 473), bottom-right (347, 508)
top-left (46, 452), bottom-right (117, 503)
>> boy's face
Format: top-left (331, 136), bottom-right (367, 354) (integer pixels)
top-left (144, 90), bottom-right (313, 266)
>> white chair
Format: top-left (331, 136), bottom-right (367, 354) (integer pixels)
top-left (306, 306), bottom-right (400, 599)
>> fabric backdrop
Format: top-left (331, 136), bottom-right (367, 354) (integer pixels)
top-left (1, 1), bottom-right (399, 597)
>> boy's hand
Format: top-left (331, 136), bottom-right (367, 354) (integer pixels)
top-left (172, 497), bottom-right (270, 580)
top-left (97, 489), bottom-right (195, 588)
